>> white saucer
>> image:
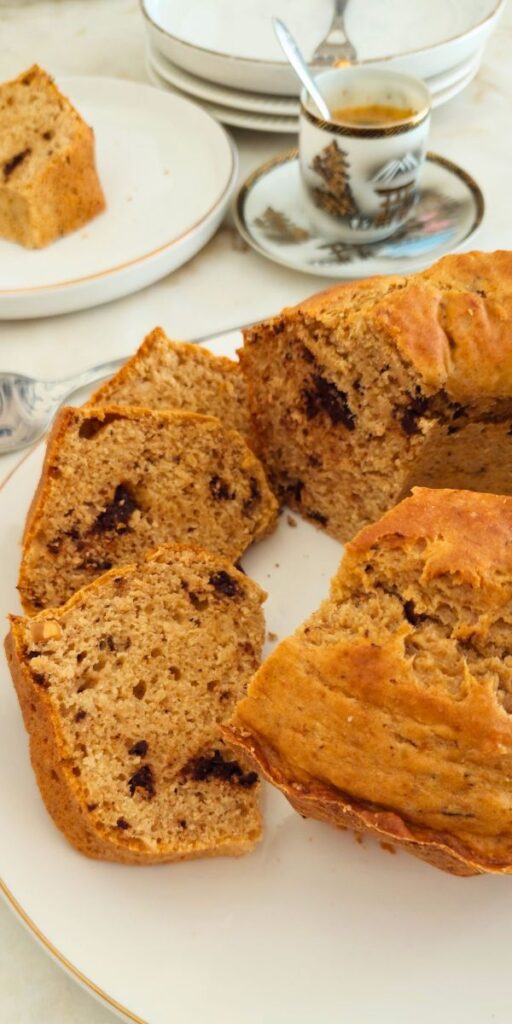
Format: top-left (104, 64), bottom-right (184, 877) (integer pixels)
top-left (234, 150), bottom-right (484, 278)
top-left (142, 0), bottom-right (503, 96)
top-left (0, 77), bottom-right (237, 320)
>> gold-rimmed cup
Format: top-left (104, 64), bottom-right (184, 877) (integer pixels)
top-left (299, 68), bottom-right (431, 243)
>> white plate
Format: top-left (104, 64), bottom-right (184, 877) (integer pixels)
top-left (3, 332), bottom-right (512, 1024)
top-left (0, 77), bottom-right (237, 320)
top-left (146, 60), bottom-right (298, 133)
top-left (234, 151), bottom-right (484, 278)
top-left (141, 0), bottom-right (503, 96)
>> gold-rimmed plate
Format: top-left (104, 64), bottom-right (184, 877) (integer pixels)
top-left (0, 78), bottom-right (237, 320)
top-left (234, 150), bottom-right (484, 279)
top-left (2, 333), bottom-right (512, 1024)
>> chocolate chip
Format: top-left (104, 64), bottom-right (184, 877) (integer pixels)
top-left (403, 600), bottom-right (426, 626)
top-left (41, 129), bottom-right (54, 141)
top-left (179, 819), bottom-right (187, 829)
top-left (32, 672), bottom-right (47, 687)
top-left (243, 477), bottom-right (261, 514)
top-left (183, 749), bottom-right (258, 788)
top-left (209, 475), bottom-right (232, 500)
top-left (74, 710), bottom-right (87, 722)
top-left (77, 557), bottom-right (113, 571)
top-left (301, 345), bottom-right (315, 364)
top-left (47, 538), bottom-right (62, 554)
top-left (286, 479), bottom-right (304, 503)
top-left (26, 650), bottom-right (40, 660)
top-left (307, 510), bottom-right (329, 526)
top-left (78, 413), bottom-right (124, 439)
top-left (3, 148), bottom-right (31, 179)
top-left (450, 402), bottom-right (466, 421)
top-left (364, 564), bottom-right (374, 573)
top-left (129, 740), bottom-right (148, 757)
top-left (208, 571), bottom-right (240, 598)
top-left (76, 651), bottom-right (87, 663)
top-left (447, 425), bottom-right (459, 435)
top-left (65, 527), bottom-right (80, 542)
top-left (116, 817), bottom-right (130, 829)
top-left (91, 484), bottom-right (139, 534)
top-left (128, 764), bottom-right (155, 799)
top-left (400, 394), bottom-right (430, 436)
top-left (303, 375), bottom-right (356, 430)
top-left (87, 803), bottom-right (98, 812)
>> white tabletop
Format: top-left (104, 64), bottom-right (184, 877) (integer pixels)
top-left (0, 1), bottom-right (511, 1020)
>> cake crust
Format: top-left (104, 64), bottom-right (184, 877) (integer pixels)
top-left (226, 488), bottom-right (512, 876)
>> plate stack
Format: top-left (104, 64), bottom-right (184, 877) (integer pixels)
top-left (141, 0), bottom-right (504, 133)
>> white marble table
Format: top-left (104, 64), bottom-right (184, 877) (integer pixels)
top-left (0, 1), bottom-right (510, 1020)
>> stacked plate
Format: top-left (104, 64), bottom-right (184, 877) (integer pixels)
top-left (141, 0), bottom-right (505, 133)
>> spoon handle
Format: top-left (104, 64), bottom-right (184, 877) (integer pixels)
top-left (272, 18), bottom-right (331, 120)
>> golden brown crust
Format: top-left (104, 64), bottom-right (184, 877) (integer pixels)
top-left (282, 250), bottom-right (512, 402)
top-left (349, 486), bottom-right (512, 585)
top-left (223, 725), bottom-right (489, 876)
top-left (8, 545), bottom-right (264, 863)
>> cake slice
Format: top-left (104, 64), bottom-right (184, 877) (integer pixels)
top-left (7, 545), bottom-right (265, 863)
top-left (240, 250), bottom-right (512, 541)
top-left (0, 64), bottom-right (105, 248)
top-left (19, 405), bottom-right (277, 613)
top-left (226, 488), bottom-right (512, 876)
top-left (90, 327), bottom-right (250, 437)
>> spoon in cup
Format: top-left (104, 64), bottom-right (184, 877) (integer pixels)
top-left (272, 17), bottom-right (331, 121)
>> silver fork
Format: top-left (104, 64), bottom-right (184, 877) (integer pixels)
top-left (312, 0), bottom-right (357, 66)
top-left (0, 319), bottom-right (259, 455)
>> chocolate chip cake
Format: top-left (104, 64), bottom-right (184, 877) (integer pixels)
top-left (240, 250), bottom-right (512, 541)
top-left (19, 405), bottom-right (277, 613)
top-left (90, 327), bottom-right (250, 437)
top-left (7, 545), bottom-right (264, 863)
top-left (226, 487), bottom-right (512, 876)
top-left (0, 65), bottom-right (105, 248)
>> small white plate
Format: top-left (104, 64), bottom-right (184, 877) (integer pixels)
top-left (146, 59), bottom-right (298, 133)
top-left (3, 334), bottom-right (512, 1024)
top-left (234, 150), bottom-right (484, 278)
top-left (0, 77), bottom-right (237, 320)
top-left (142, 0), bottom-right (503, 96)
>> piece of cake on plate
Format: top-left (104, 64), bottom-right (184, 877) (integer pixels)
top-left (0, 64), bottom-right (105, 248)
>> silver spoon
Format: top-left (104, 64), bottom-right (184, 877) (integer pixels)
top-left (312, 0), bottom-right (357, 66)
top-left (272, 17), bottom-right (331, 120)
top-left (0, 319), bottom-right (260, 455)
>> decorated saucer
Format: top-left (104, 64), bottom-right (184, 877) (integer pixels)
top-left (234, 150), bottom-right (484, 278)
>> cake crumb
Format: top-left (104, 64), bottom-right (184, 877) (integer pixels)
top-left (287, 514), bottom-right (297, 527)
top-left (380, 841), bottom-right (396, 855)
top-left (267, 631), bottom-right (278, 642)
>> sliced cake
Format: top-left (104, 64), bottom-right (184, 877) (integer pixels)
top-left (90, 327), bottom-right (250, 437)
top-left (19, 405), bottom-right (277, 613)
top-left (7, 545), bottom-right (265, 863)
top-left (0, 64), bottom-right (105, 248)
top-left (226, 488), bottom-right (512, 876)
top-left (240, 250), bottom-right (512, 541)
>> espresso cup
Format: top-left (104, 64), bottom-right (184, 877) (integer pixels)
top-left (299, 68), bottom-right (431, 243)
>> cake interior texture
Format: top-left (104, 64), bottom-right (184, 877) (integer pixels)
top-left (0, 64), bottom-right (105, 247)
top-left (8, 546), bottom-right (265, 862)
top-left (19, 404), bottom-right (277, 613)
top-left (90, 327), bottom-right (250, 437)
top-left (240, 250), bottom-right (512, 541)
top-left (226, 488), bottom-right (512, 875)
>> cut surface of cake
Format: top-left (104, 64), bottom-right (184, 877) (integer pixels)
top-left (90, 327), bottom-right (250, 437)
top-left (7, 546), bottom-right (265, 863)
top-left (19, 405), bottom-right (277, 613)
top-left (0, 64), bottom-right (105, 248)
top-left (240, 250), bottom-right (512, 541)
top-left (226, 488), bottom-right (512, 876)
